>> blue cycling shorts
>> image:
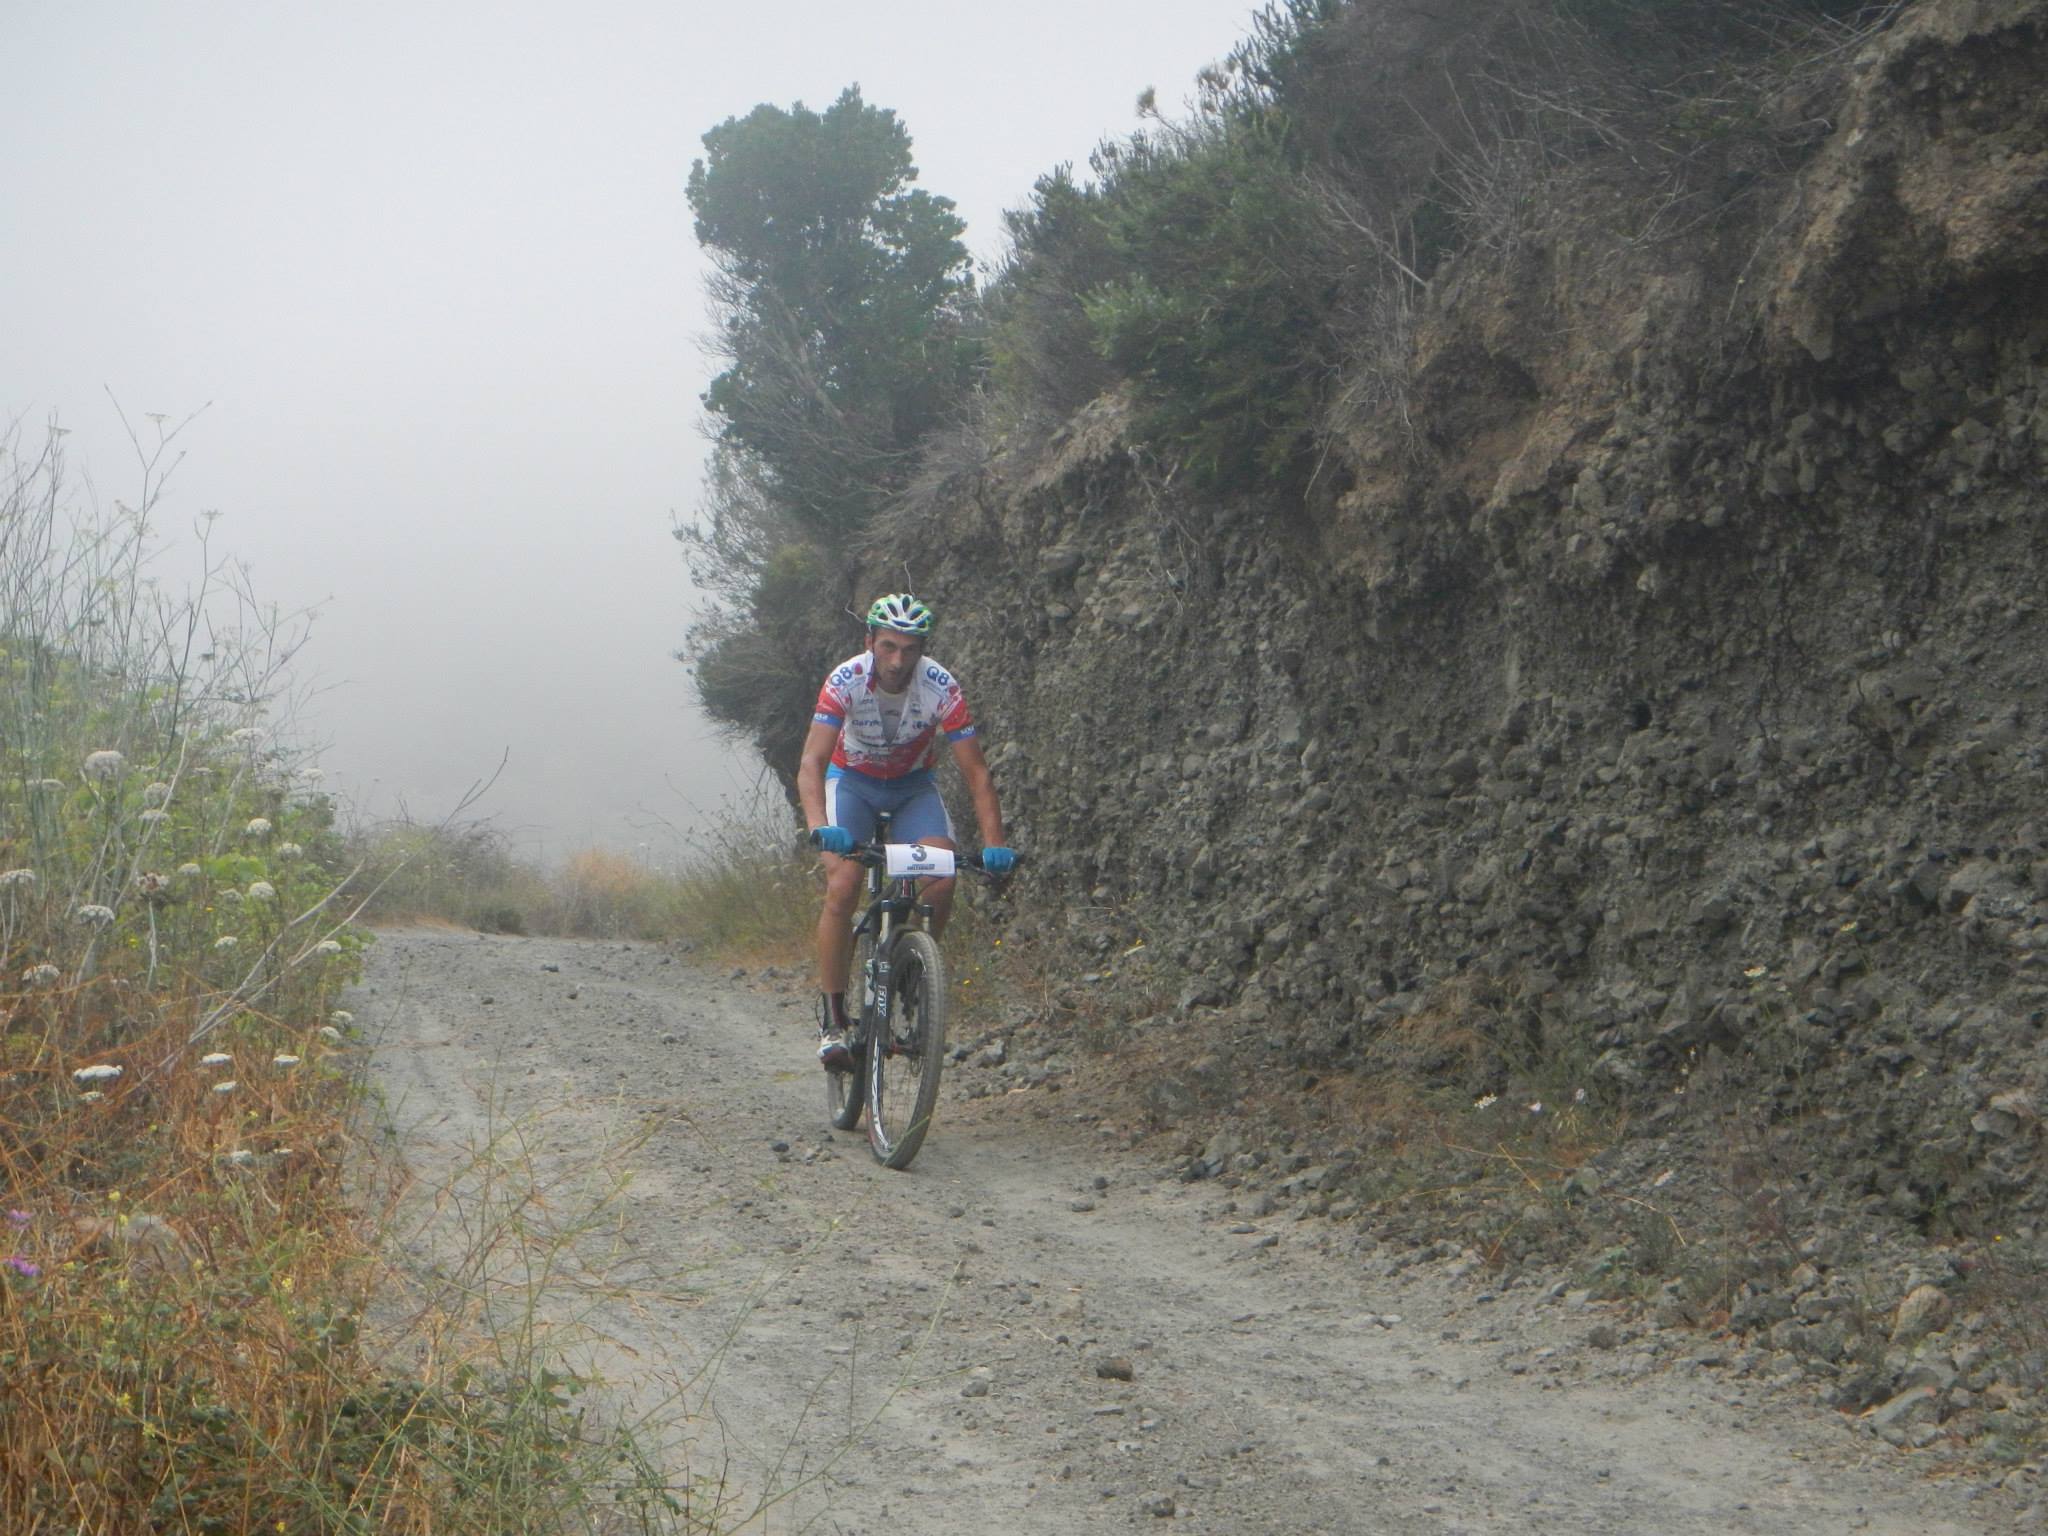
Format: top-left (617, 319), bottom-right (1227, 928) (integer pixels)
top-left (824, 767), bottom-right (954, 848)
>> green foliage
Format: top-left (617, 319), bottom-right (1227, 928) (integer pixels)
top-left (1080, 124), bottom-right (1335, 487)
top-left (687, 86), bottom-right (981, 539)
top-left (682, 86), bottom-right (979, 773)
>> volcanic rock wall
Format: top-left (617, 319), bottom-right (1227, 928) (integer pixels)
top-left (892, 0), bottom-right (2048, 1229)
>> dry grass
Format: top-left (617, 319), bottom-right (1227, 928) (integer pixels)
top-left (1, 420), bottom-right (715, 1532)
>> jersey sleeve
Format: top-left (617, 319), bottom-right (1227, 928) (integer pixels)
top-left (939, 675), bottom-right (975, 741)
top-left (813, 670), bottom-right (849, 728)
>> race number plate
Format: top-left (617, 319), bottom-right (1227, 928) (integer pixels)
top-left (885, 843), bottom-right (956, 879)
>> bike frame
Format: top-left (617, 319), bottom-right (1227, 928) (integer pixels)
top-left (847, 811), bottom-right (935, 1053)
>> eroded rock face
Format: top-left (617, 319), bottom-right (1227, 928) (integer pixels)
top-left (886, 0), bottom-right (2048, 1231)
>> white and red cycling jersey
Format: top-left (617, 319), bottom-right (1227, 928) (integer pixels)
top-left (812, 651), bottom-right (976, 779)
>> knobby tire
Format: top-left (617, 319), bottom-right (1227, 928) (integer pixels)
top-left (866, 929), bottom-right (947, 1170)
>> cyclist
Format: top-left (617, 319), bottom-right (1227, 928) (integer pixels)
top-left (798, 593), bottom-right (1016, 1069)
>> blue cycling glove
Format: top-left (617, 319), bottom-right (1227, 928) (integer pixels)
top-left (809, 825), bottom-right (854, 856)
top-left (981, 845), bottom-right (1017, 874)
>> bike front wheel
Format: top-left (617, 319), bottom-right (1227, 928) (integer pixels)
top-left (826, 932), bottom-right (873, 1131)
top-left (866, 929), bottom-right (947, 1170)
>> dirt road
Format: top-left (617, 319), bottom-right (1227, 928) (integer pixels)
top-left (359, 928), bottom-right (2021, 1533)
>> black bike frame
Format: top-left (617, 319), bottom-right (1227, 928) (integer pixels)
top-left (847, 811), bottom-right (936, 1052)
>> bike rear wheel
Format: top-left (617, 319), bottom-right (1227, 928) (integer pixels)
top-left (825, 932), bottom-right (873, 1130)
top-left (866, 929), bottom-right (947, 1170)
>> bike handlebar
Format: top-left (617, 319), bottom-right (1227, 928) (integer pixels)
top-left (826, 839), bottom-right (1019, 875)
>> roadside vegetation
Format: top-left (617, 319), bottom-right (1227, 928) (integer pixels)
top-left (345, 795), bottom-right (815, 962)
top-left (0, 422), bottom-right (715, 1532)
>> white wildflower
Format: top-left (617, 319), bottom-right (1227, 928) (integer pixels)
top-left (1743, 964), bottom-right (1768, 980)
top-left (229, 727), bottom-right (264, 746)
top-left (246, 881), bottom-right (276, 903)
top-left (244, 817), bottom-right (272, 838)
top-left (275, 842), bottom-right (303, 859)
top-left (272, 1054), bottom-right (301, 1068)
top-left (1574, 1087), bottom-right (1588, 1104)
top-left (23, 964), bottom-right (61, 987)
top-left (219, 889), bottom-right (242, 905)
top-left (1473, 1093), bottom-right (1498, 1111)
top-left (1527, 1101), bottom-right (1543, 1114)
top-left (74, 904), bottom-right (116, 926)
top-left (0, 868), bottom-right (36, 889)
top-left (329, 1010), bottom-right (354, 1027)
top-left (212, 1079), bottom-right (237, 1094)
top-left (213, 936), bottom-right (240, 951)
top-left (137, 808), bottom-right (169, 826)
top-left (199, 1052), bottom-right (233, 1067)
top-left (176, 863), bottom-right (203, 879)
top-left (296, 767), bottom-right (324, 784)
top-left (219, 1149), bottom-right (255, 1166)
top-left (313, 939), bottom-right (343, 957)
top-left (142, 782), bottom-right (173, 806)
top-left (31, 778), bottom-right (66, 792)
top-left (72, 1063), bottom-right (123, 1084)
top-left (79, 1090), bottom-right (106, 1104)
top-left (82, 750), bottom-right (127, 782)
top-left (317, 1025), bottom-right (344, 1044)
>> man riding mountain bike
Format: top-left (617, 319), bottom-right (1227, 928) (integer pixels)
top-left (797, 593), bottom-right (1016, 1069)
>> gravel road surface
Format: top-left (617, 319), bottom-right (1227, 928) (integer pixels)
top-left (359, 928), bottom-right (2022, 1533)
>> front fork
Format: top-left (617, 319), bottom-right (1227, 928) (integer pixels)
top-left (856, 906), bottom-right (894, 1052)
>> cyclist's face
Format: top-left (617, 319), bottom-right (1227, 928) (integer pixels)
top-left (867, 629), bottom-right (923, 691)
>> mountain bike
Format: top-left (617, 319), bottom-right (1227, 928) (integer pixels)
top-left (825, 812), bottom-right (1013, 1170)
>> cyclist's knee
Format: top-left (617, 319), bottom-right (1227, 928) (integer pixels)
top-left (822, 863), bottom-right (862, 913)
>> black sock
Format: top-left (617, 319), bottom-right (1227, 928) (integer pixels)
top-left (823, 992), bottom-right (848, 1031)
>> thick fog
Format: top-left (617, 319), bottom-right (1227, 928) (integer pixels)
top-left (2, 1), bottom-right (1255, 862)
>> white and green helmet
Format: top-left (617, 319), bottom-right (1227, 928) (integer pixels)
top-left (866, 592), bottom-right (935, 637)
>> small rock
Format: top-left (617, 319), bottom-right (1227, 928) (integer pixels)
top-left (541, 962), bottom-right (560, 973)
top-left (1142, 1493), bottom-right (1176, 1518)
top-left (1095, 1356), bottom-right (1136, 1381)
top-left (770, 1140), bottom-right (790, 1154)
top-left (1070, 1198), bottom-right (1097, 1213)
top-left (1892, 1284), bottom-right (1952, 1345)
top-left (961, 1368), bottom-right (992, 1399)
top-left (1866, 1385), bottom-right (1940, 1446)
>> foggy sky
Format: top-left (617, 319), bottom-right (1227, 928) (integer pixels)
top-left (2, 1), bottom-right (1256, 862)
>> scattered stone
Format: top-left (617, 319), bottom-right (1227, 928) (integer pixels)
top-left (1071, 1198), bottom-right (1098, 1213)
top-left (1892, 1284), bottom-right (1952, 1346)
top-left (1142, 1492), bottom-right (1177, 1517)
top-left (961, 1368), bottom-right (992, 1399)
top-left (540, 962), bottom-right (560, 973)
top-left (1095, 1356), bottom-right (1136, 1382)
top-left (1866, 1385), bottom-right (1941, 1447)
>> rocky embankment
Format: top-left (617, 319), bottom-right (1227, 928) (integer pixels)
top-left (883, 0), bottom-right (2048, 1454)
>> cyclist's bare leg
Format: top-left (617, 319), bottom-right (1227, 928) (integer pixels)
top-left (817, 854), bottom-right (862, 998)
